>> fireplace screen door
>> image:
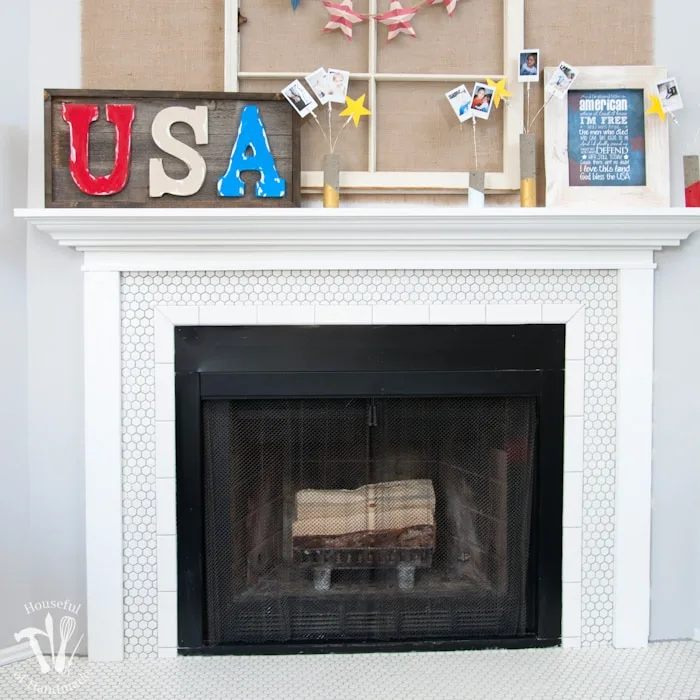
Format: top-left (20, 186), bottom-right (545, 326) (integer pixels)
top-left (175, 324), bottom-right (564, 653)
top-left (201, 396), bottom-right (537, 646)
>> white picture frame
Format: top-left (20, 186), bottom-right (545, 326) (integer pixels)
top-left (225, 0), bottom-right (525, 194)
top-left (544, 66), bottom-right (670, 208)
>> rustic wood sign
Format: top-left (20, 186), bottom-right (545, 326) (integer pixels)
top-left (45, 89), bottom-right (301, 207)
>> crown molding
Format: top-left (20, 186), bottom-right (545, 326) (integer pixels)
top-left (15, 208), bottom-right (699, 271)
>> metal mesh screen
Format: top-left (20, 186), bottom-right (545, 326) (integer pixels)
top-left (202, 397), bottom-right (537, 646)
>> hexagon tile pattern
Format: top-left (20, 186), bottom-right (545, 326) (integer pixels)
top-left (3, 642), bottom-right (699, 699)
top-left (121, 270), bottom-right (617, 657)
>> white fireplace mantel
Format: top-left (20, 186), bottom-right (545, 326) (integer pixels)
top-left (14, 207), bottom-right (698, 661)
top-left (15, 207), bottom-right (700, 271)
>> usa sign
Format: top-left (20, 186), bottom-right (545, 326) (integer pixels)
top-left (45, 90), bottom-right (301, 207)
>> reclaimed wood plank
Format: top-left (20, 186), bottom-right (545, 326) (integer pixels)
top-left (45, 89), bottom-right (301, 207)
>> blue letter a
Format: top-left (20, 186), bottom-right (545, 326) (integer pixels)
top-left (217, 105), bottom-right (286, 198)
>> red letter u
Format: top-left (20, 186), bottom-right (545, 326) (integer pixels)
top-left (62, 103), bottom-right (135, 196)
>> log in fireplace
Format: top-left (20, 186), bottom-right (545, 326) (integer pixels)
top-left (175, 325), bottom-right (564, 654)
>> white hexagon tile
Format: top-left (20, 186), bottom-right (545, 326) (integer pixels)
top-left (121, 270), bottom-right (617, 657)
top-left (1, 642), bottom-right (699, 699)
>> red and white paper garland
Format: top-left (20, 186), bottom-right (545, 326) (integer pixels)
top-left (375, 1), bottom-right (418, 42)
top-left (321, 0), bottom-right (464, 42)
top-left (322, 0), bottom-right (367, 40)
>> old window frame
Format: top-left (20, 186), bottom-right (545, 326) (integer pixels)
top-left (224, 0), bottom-right (523, 193)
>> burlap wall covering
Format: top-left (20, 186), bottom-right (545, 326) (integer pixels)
top-left (82, 0), bottom-right (225, 91)
top-left (525, 0), bottom-right (653, 202)
top-left (82, 0), bottom-right (652, 203)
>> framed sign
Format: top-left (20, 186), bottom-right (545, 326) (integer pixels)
top-left (45, 90), bottom-right (301, 207)
top-left (544, 67), bottom-right (670, 208)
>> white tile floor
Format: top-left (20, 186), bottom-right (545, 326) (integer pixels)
top-left (2, 642), bottom-right (699, 700)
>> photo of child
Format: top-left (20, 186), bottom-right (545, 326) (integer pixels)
top-left (281, 79), bottom-right (318, 118)
top-left (305, 67), bottom-right (330, 105)
top-left (546, 61), bottom-right (578, 99)
top-left (470, 83), bottom-right (495, 119)
top-left (446, 84), bottom-right (473, 123)
top-left (656, 78), bottom-right (683, 113)
top-left (519, 50), bottom-right (540, 83)
top-left (326, 68), bottom-right (350, 104)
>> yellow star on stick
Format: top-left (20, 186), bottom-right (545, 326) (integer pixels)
top-left (340, 94), bottom-right (371, 127)
top-left (486, 77), bottom-right (512, 109)
top-left (646, 94), bottom-right (666, 122)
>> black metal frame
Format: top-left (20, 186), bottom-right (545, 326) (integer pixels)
top-left (175, 325), bottom-right (565, 654)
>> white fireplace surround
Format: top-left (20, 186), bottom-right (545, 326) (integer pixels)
top-left (15, 207), bottom-right (700, 663)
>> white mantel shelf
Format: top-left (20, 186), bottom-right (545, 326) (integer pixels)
top-left (15, 207), bottom-right (700, 271)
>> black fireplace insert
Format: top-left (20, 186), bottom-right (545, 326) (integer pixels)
top-left (175, 325), bottom-right (564, 654)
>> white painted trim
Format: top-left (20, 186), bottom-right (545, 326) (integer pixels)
top-left (158, 647), bottom-right (178, 659)
top-left (84, 270), bottom-right (123, 662)
top-left (0, 642), bottom-right (34, 667)
top-left (561, 637), bottom-right (581, 649)
top-left (223, 0), bottom-right (239, 91)
top-left (20, 207), bottom-right (699, 239)
top-left (81, 249), bottom-right (654, 274)
top-left (613, 268), bottom-right (655, 648)
top-left (368, 0), bottom-right (377, 173)
top-left (562, 582), bottom-right (583, 638)
top-left (15, 209), bottom-right (698, 274)
top-left (300, 170), bottom-right (517, 192)
top-left (238, 72), bottom-right (507, 83)
top-left (150, 302), bottom-right (588, 653)
top-left (501, 0), bottom-right (525, 193)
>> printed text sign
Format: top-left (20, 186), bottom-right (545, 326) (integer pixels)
top-left (567, 89), bottom-right (646, 188)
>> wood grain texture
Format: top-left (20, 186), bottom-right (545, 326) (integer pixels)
top-left (292, 525), bottom-right (435, 551)
top-left (45, 90), bottom-right (301, 208)
top-left (543, 67), bottom-right (669, 208)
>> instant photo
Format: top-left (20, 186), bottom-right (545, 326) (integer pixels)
top-left (282, 79), bottom-right (318, 118)
top-left (546, 61), bottom-right (578, 99)
top-left (305, 67), bottom-right (330, 105)
top-left (471, 82), bottom-right (495, 119)
top-left (446, 84), bottom-right (473, 123)
top-left (656, 78), bottom-right (683, 113)
top-left (326, 68), bottom-right (350, 104)
top-left (519, 50), bottom-right (540, 83)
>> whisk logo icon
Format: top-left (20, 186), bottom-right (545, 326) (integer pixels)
top-left (13, 600), bottom-right (90, 695)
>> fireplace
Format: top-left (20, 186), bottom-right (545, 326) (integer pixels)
top-left (21, 207), bottom-right (690, 659)
top-left (175, 324), bottom-right (564, 653)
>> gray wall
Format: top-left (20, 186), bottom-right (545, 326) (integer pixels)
top-left (651, 0), bottom-right (700, 641)
top-left (27, 0), bottom-right (86, 651)
top-left (0, 0), bottom-right (30, 649)
top-left (0, 0), bottom-right (697, 651)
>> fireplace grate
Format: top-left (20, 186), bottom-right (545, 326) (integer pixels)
top-left (201, 396), bottom-right (537, 647)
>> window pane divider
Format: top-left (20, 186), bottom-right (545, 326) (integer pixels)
top-left (226, 0), bottom-right (524, 193)
top-left (368, 0), bottom-right (378, 173)
top-left (238, 73), bottom-right (507, 83)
